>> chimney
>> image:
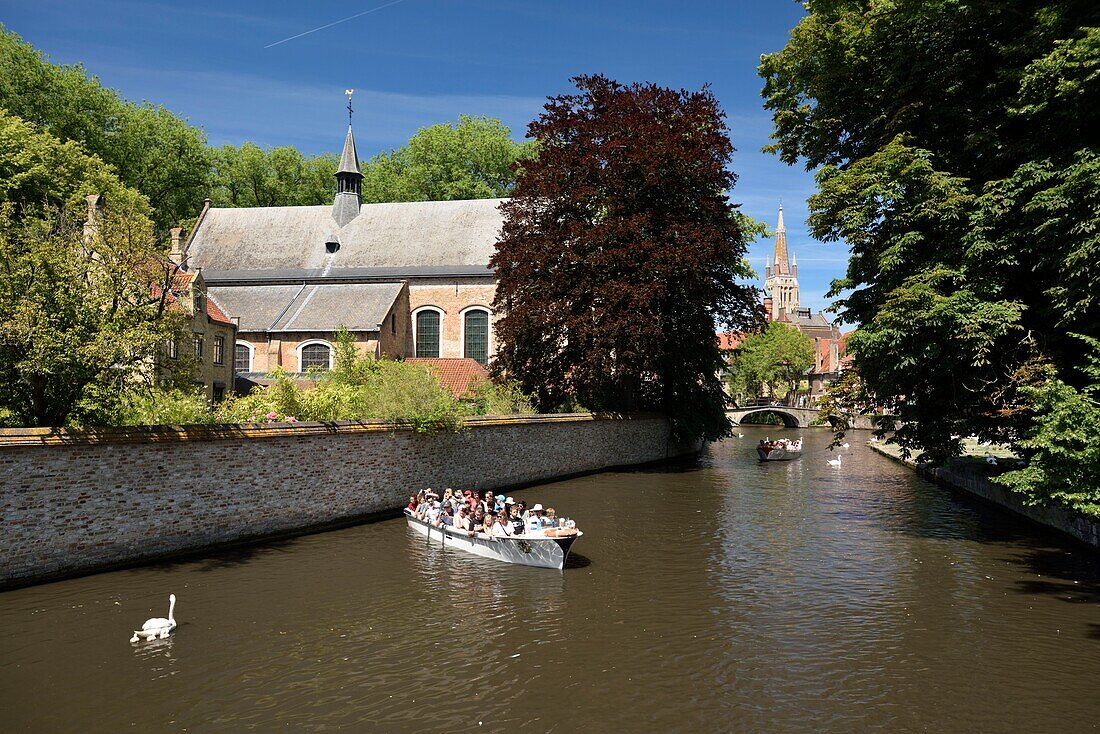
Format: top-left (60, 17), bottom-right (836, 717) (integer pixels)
top-left (83, 194), bottom-right (105, 243)
top-left (169, 227), bottom-right (184, 265)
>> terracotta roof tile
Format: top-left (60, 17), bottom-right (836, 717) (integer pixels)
top-left (204, 296), bottom-right (233, 326)
top-left (406, 358), bottom-right (489, 398)
top-left (717, 331), bottom-right (744, 350)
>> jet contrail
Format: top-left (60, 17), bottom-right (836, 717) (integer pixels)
top-left (264, 0), bottom-right (409, 49)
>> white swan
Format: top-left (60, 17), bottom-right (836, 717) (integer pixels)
top-left (737, 433), bottom-right (745, 438)
top-left (827, 455), bottom-right (842, 467)
top-left (985, 455), bottom-right (998, 466)
top-left (841, 442), bottom-right (850, 449)
top-left (130, 594), bottom-right (176, 643)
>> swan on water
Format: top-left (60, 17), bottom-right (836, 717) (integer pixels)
top-left (841, 443), bottom-right (850, 449)
top-left (827, 455), bottom-right (842, 467)
top-left (130, 594), bottom-right (176, 643)
top-left (737, 433), bottom-right (745, 438)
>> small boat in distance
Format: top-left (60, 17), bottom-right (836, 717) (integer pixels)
top-left (404, 510), bottom-right (583, 570)
top-left (757, 438), bottom-right (803, 462)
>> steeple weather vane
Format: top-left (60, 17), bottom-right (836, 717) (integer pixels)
top-left (345, 88), bottom-right (354, 125)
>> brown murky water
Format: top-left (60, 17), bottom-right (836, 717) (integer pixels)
top-left (2, 428), bottom-right (1099, 732)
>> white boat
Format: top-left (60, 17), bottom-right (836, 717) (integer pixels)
top-left (757, 438), bottom-right (803, 461)
top-left (404, 509), bottom-right (582, 570)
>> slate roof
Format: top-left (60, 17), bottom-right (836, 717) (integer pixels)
top-left (186, 198), bottom-right (506, 279)
top-left (207, 282), bottom-right (403, 333)
top-left (406, 358), bottom-right (489, 398)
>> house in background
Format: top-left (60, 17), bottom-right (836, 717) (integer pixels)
top-left (163, 229), bottom-right (237, 402)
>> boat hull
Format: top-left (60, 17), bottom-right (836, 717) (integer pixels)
top-left (757, 446), bottom-right (802, 461)
top-left (404, 510), bottom-right (581, 570)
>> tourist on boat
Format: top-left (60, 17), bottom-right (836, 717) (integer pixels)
top-left (426, 500), bottom-right (442, 526)
top-left (489, 511), bottom-right (514, 538)
top-left (470, 508), bottom-right (487, 535)
top-left (440, 506), bottom-right (454, 527)
top-left (527, 504), bottom-right (548, 532)
top-left (508, 504), bottom-right (525, 535)
top-left (407, 494), bottom-right (418, 512)
top-left (494, 494), bottom-right (506, 513)
top-left (414, 493), bottom-right (431, 521)
top-left (453, 505), bottom-right (470, 532)
top-left (481, 490), bottom-right (494, 513)
top-left (545, 507), bottom-right (558, 527)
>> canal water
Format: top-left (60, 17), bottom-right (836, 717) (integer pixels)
top-left (2, 428), bottom-right (1099, 732)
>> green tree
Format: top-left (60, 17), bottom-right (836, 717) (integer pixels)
top-left (725, 322), bottom-right (815, 402)
top-left (492, 75), bottom-right (762, 442)
top-left (996, 335), bottom-right (1100, 518)
top-left (0, 200), bottom-right (187, 427)
top-left (0, 109), bottom-right (145, 216)
top-left (208, 143), bottom-right (337, 208)
top-left (0, 24), bottom-right (211, 231)
top-left (361, 115), bottom-right (535, 203)
top-left (760, 1), bottom-right (1099, 471)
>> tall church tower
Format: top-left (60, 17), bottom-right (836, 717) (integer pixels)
top-left (332, 90), bottom-right (363, 228)
top-left (763, 203), bottom-right (800, 321)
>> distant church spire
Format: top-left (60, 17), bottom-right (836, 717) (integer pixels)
top-left (763, 201), bottom-right (800, 321)
top-left (333, 89), bottom-right (363, 227)
top-left (773, 202), bottom-right (790, 275)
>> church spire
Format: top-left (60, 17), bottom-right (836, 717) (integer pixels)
top-left (772, 202), bottom-right (790, 275)
top-left (333, 89), bottom-right (363, 227)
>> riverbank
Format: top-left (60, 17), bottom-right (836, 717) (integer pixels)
top-left (868, 441), bottom-right (1100, 549)
top-left (0, 413), bottom-right (698, 589)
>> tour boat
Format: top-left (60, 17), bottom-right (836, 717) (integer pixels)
top-left (404, 509), bottom-right (582, 570)
top-left (757, 438), bottom-right (803, 461)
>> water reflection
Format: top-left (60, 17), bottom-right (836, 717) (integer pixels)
top-left (1, 428), bottom-right (1099, 732)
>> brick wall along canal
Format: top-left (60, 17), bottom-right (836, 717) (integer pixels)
top-left (1, 428), bottom-right (1098, 732)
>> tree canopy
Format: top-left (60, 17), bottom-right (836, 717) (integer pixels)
top-left (208, 144), bottom-right (337, 209)
top-left (760, 1), bottom-right (1100, 509)
top-left (0, 24), bottom-right (211, 231)
top-left (0, 25), bottom-right (532, 230)
top-left (491, 75), bottom-right (762, 442)
top-left (360, 116), bottom-right (535, 203)
top-left (725, 323), bottom-right (815, 404)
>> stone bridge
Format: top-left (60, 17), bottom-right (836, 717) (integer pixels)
top-left (727, 405), bottom-right (819, 428)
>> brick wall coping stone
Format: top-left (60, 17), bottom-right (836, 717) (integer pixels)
top-left (0, 412), bottom-right (656, 448)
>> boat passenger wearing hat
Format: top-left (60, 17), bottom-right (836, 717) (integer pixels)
top-left (526, 504), bottom-right (547, 533)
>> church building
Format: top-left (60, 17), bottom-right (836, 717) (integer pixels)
top-left (762, 204), bottom-right (848, 397)
top-left (180, 121), bottom-right (503, 380)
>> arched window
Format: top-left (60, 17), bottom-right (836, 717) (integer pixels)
top-left (462, 308), bottom-right (490, 365)
top-left (297, 340), bottom-right (333, 371)
top-left (234, 342), bottom-right (253, 373)
top-left (414, 308), bottom-right (442, 358)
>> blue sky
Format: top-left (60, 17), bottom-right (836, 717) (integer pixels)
top-left (2, 0), bottom-right (849, 314)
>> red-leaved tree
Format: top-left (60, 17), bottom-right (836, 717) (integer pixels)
top-left (491, 75), bottom-right (762, 441)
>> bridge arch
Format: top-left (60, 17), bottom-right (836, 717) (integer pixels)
top-left (727, 407), bottom-right (815, 428)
